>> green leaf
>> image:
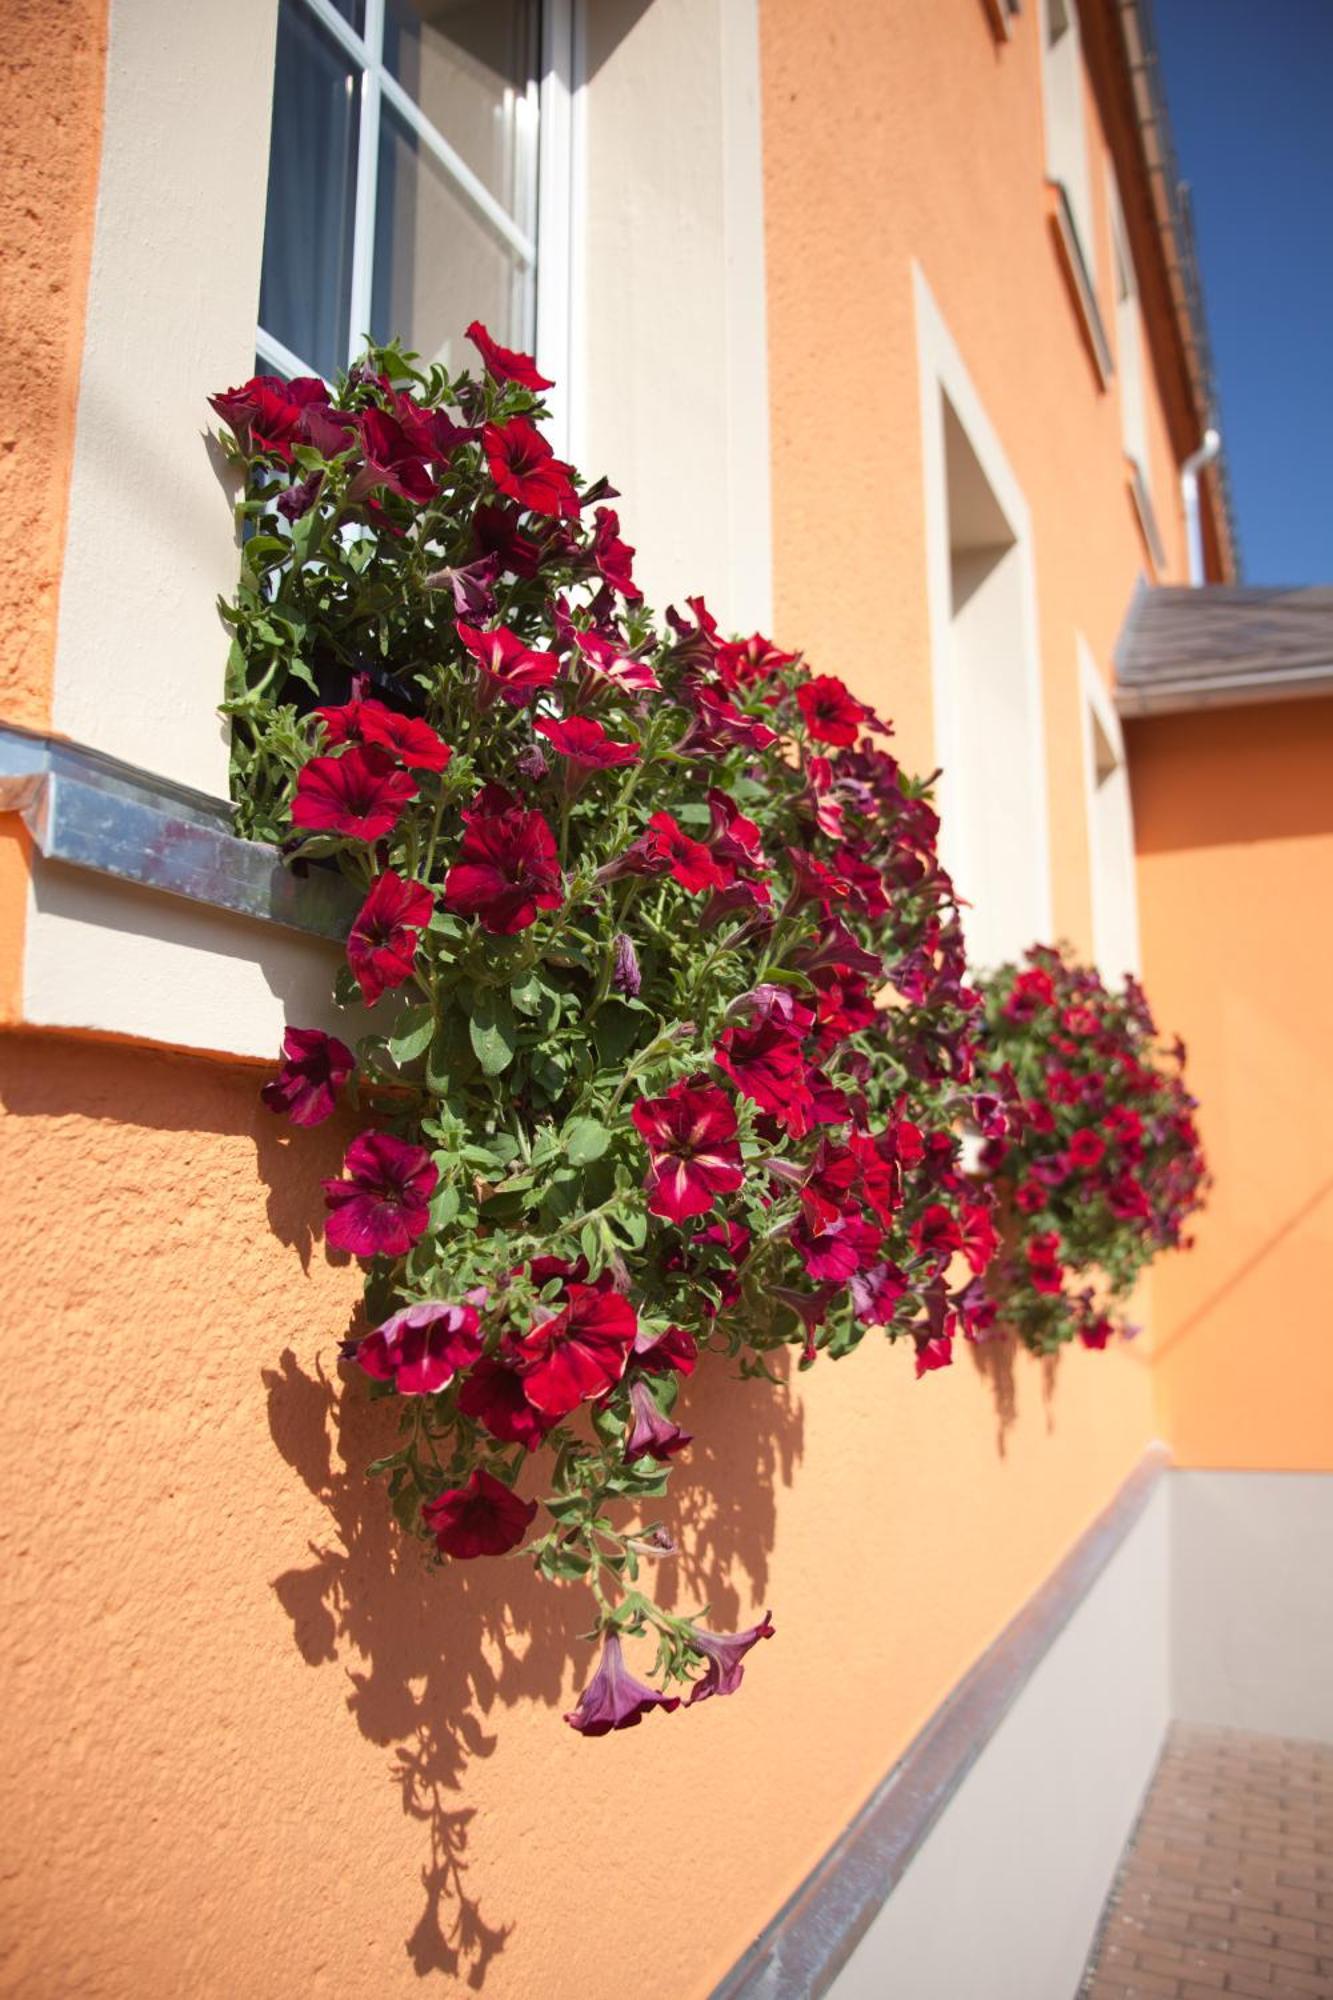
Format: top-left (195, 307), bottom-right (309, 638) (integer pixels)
top-left (563, 1117), bottom-right (610, 1166)
top-left (427, 1182), bottom-right (460, 1231)
top-left (388, 1002), bottom-right (434, 1064)
top-left (468, 987), bottom-right (516, 1075)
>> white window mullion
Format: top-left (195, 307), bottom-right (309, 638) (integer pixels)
top-left (536, 0), bottom-right (578, 455)
top-left (376, 66), bottom-right (538, 267)
top-left (256, 324), bottom-right (322, 384)
top-left (347, 0), bottom-right (386, 365)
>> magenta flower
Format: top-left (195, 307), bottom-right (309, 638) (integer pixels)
top-left (209, 373), bottom-right (335, 462)
top-left (261, 1026), bottom-right (354, 1127)
top-left (564, 1631), bottom-right (681, 1737)
top-left (457, 620), bottom-right (560, 703)
top-left (589, 506), bottom-right (641, 600)
top-left (465, 319), bottom-right (555, 390)
top-left (633, 1322), bottom-right (698, 1376)
top-left (624, 1379), bottom-right (693, 1462)
top-left (849, 1260), bottom-right (909, 1327)
top-left (516, 1285), bottom-right (637, 1419)
top-left (442, 786), bottom-right (563, 934)
top-left (483, 416), bottom-right (580, 518)
top-left (534, 715), bottom-right (639, 769)
top-left (797, 674), bottom-right (873, 747)
top-left (631, 1080), bottom-right (744, 1223)
top-left (423, 1468), bottom-right (537, 1560)
top-left (611, 812), bottom-right (726, 896)
top-left (457, 1356), bottom-right (555, 1451)
top-left (314, 699), bottom-right (452, 773)
top-left (573, 628), bottom-right (661, 694)
top-left (347, 869), bottom-right (433, 1005)
top-left (713, 1018), bottom-right (809, 1120)
top-left (322, 1131), bottom-right (438, 1258)
top-left (353, 1300), bottom-right (484, 1396)
top-left (291, 745), bottom-right (418, 841)
top-left (686, 1611), bottom-right (774, 1703)
top-left (356, 406), bottom-right (438, 505)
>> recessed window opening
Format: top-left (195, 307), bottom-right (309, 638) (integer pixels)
top-left (1081, 641), bottom-right (1141, 982)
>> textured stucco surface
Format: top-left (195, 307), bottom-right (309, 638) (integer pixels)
top-left (0, 1032), bottom-right (1157, 1996)
top-left (1132, 699), bottom-right (1333, 1470)
top-left (0, 0), bottom-right (107, 732)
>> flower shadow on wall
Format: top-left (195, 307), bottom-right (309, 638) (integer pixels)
top-left (262, 1339), bottom-right (802, 1986)
top-left (966, 1339), bottom-right (1063, 1458)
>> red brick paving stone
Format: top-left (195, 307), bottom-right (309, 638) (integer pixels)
top-left (1078, 1723), bottom-right (1333, 1999)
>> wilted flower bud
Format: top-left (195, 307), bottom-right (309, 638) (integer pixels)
top-left (612, 931), bottom-right (641, 997)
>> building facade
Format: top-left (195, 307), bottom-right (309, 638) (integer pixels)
top-left (0, 3), bottom-right (1324, 1996)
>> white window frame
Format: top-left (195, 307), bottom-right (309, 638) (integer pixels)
top-left (1107, 169), bottom-right (1165, 572)
top-left (256, 0), bottom-right (577, 448)
top-left (914, 264), bottom-right (1053, 970)
top-left (1039, 0), bottom-right (1112, 386)
top-left (1078, 636), bottom-right (1141, 982)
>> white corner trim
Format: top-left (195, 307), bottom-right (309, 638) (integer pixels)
top-left (536, 0), bottom-right (581, 463)
top-left (718, 0), bottom-right (774, 635)
top-left (912, 263), bottom-right (1054, 955)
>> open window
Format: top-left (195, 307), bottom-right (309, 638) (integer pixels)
top-left (1079, 637), bottom-right (1140, 983)
top-left (1108, 173), bottom-right (1166, 569)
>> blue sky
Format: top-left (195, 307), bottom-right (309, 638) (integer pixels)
top-left (1154, 0), bottom-right (1333, 583)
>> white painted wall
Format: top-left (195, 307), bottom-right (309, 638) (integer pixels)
top-left (830, 1482), bottom-right (1171, 2000)
top-left (1079, 635), bottom-right (1141, 983)
top-left (1171, 1471), bottom-right (1333, 1744)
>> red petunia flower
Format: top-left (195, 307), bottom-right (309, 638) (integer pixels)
top-left (422, 1468), bottom-right (537, 1560)
top-left (1066, 1127), bottom-right (1107, 1171)
top-left (797, 674), bottom-right (869, 747)
top-left (915, 1331), bottom-right (955, 1377)
top-left (356, 407), bottom-right (439, 505)
top-left (911, 1202), bottom-right (964, 1266)
top-left (713, 1018), bottom-right (810, 1125)
top-left (631, 1080), bottom-right (744, 1223)
top-left (534, 714), bottom-right (640, 769)
top-left (572, 627), bottom-right (661, 694)
top-left (1080, 1318), bottom-right (1113, 1350)
top-left (322, 1131), bottom-right (438, 1258)
top-left (685, 1611), bottom-right (774, 1703)
top-left (316, 698), bottom-right (452, 773)
top-left (589, 506), bottom-right (641, 600)
top-left (347, 869), bottom-right (434, 1004)
top-left (353, 1300), bottom-right (483, 1396)
top-left (209, 374), bottom-right (336, 462)
top-left (623, 812), bottom-right (727, 895)
top-left (624, 1378), bottom-right (693, 1462)
top-left (483, 416), bottom-right (580, 518)
top-left (959, 1200), bottom-right (1000, 1275)
top-left (849, 1260), bottom-right (909, 1327)
top-left (466, 319), bottom-right (555, 390)
top-left (261, 1027), bottom-right (354, 1127)
top-left (457, 620), bottom-right (560, 703)
top-left (291, 745), bottom-right (418, 841)
top-left (1026, 1230), bottom-right (1065, 1294)
top-left (457, 1357), bottom-right (556, 1452)
top-left (792, 1202), bottom-right (882, 1283)
top-left (633, 1323), bottom-right (699, 1376)
top-left (442, 786), bottom-right (563, 934)
top-left (516, 1284), bottom-right (637, 1419)
top-left (564, 1631), bottom-right (681, 1736)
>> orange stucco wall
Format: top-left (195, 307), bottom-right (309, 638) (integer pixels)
top-left (1132, 699), bottom-right (1333, 1471)
top-left (0, 1031), bottom-right (1156, 1996)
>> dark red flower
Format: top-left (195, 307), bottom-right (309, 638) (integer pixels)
top-left (209, 374), bottom-right (335, 462)
top-left (1067, 1127), bottom-right (1107, 1171)
top-left (347, 869), bottom-right (433, 1004)
top-left (713, 1018), bottom-right (809, 1120)
top-left (517, 1285), bottom-right (637, 1419)
top-left (1080, 1318), bottom-right (1113, 1350)
top-left (633, 1323), bottom-right (699, 1376)
top-left (422, 1467), bottom-right (537, 1560)
top-left (911, 1203), bottom-right (964, 1266)
top-left (457, 620), bottom-right (560, 703)
top-left (564, 1631), bottom-right (681, 1736)
top-left (353, 1300), bottom-right (483, 1396)
top-left (1026, 1230), bottom-right (1065, 1294)
top-left (261, 1027), bottom-right (354, 1127)
top-left (631, 1081), bottom-right (744, 1223)
top-left (291, 745), bottom-right (418, 841)
top-left (1004, 967), bottom-right (1056, 1022)
top-left (483, 416), bottom-right (580, 518)
top-left (322, 1131), bottom-right (438, 1258)
top-left (316, 698), bottom-right (450, 771)
top-left (797, 674), bottom-right (869, 747)
top-left (624, 1378), bottom-right (692, 1462)
top-left (356, 407), bottom-right (438, 504)
top-left (465, 319), bottom-right (555, 390)
top-left (535, 715), bottom-right (640, 768)
top-left (849, 1260), bottom-right (909, 1326)
top-left (589, 506), bottom-right (641, 600)
top-left (573, 627), bottom-right (661, 693)
top-left (624, 812), bottom-right (727, 895)
top-left (457, 1357), bottom-right (555, 1451)
top-left (960, 1201), bottom-right (1000, 1275)
top-left (442, 787), bottom-right (563, 934)
top-left (915, 1331), bottom-right (955, 1377)
top-left (792, 1202), bottom-right (882, 1283)
top-left (686, 1611), bottom-right (774, 1703)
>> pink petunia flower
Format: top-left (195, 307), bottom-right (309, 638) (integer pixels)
top-left (261, 1027), bottom-right (354, 1127)
top-left (685, 1611), bottom-right (774, 1703)
top-left (291, 745), bottom-right (418, 841)
top-left (623, 1378), bottom-right (693, 1463)
top-left (422, 1468), bottom-right (537, 1560)
top-left (564, 1631), bottom-right (681, 1736)
top-left (352, 1300), bottom-right (484, 1396)
top-left (322, 1131), bottom-right (438, 1258)
top-left (442, 786), bottom-right (563, 934)
top-left (347, 869), bottom-right (434, 1005)
top-left (631, 1080), bottom-right (744, 1223)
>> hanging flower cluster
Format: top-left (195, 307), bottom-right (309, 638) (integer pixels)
top-left (971, 945), bottom-right (1208, 1352)
top-left (213, 328), bottom-right (1003, 1730)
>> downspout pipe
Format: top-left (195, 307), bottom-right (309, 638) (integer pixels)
top-left (1181, 426), bottom-right (1221, 585)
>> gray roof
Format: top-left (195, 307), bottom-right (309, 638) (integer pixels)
top-left (1115, 583), bottom-right (1333, 716)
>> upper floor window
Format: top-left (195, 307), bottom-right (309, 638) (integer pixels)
top-left (257, 0), bottom-right (543, 384)
top-left (1040, 0), bottom-right (1094, 267)
top-left (1108, 173), bottom-right (1165, 566)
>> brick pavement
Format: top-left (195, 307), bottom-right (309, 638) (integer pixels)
top-left (1080, 1722), bottom-right (1333, 1999)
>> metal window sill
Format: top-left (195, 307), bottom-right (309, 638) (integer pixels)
top-left (0, 722), bottom-right (358, 942)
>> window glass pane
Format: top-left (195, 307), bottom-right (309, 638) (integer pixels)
top-left (329, 0), bottom-right (366, 31)
top-left (372, 102), bottom-right (530, 372)
top-left (382, 0), bottom-right (540, 220)
top-left (258, 0), bottom-right (360, 380)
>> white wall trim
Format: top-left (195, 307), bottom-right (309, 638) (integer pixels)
top-left (913, 263), bottom-right (1054, 963)
top-left (1078, 632), bottom-right (1141, 980)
